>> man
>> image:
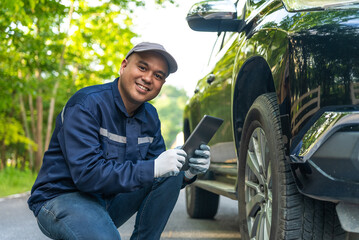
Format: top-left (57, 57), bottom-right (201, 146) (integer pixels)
top-left (28, 42), bottom-right (210, 240)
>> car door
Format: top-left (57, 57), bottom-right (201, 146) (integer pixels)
top-left (197, 32), bottom-right (238, 163)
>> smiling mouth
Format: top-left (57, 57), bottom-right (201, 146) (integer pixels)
top-left (136, 83), bottom-right (150, 92)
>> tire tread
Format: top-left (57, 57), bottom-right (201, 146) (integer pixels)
top-left (186, 186), bottom-right (219, 219)
top-left (237, 93), bottom-right (348, 240)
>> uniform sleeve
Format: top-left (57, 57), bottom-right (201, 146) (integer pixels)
top-left (57, 103), bottom-right (154, 195)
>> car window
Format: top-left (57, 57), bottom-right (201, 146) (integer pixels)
top-left (208, 32), bottom-right (237, 71)
top-left (207, 32), bottom-right (226, 66)
top-left (245, 0), bottom-right (271, 19)
top-left (207, 32), bottom-right (233, 68)
top-left (237, 0), bottom-right (246, 20)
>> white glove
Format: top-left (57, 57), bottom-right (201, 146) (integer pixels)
top-left (154, 149), bottom-right (187, 178)
top-left (184, 144), bottom-right (210, 179)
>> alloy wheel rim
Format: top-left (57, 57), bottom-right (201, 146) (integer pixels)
top-left (245, 127), bottom-right (272, 240)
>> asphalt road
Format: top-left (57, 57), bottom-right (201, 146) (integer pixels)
top-left (0, 189), bottom-right (241, 240)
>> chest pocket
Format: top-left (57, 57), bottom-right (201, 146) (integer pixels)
top-left (138, 136), bottom-right (153, 160)
top-left (101, 138), bottom-right (126, 162)
top-left (138, 143), bottom-right (150, 159)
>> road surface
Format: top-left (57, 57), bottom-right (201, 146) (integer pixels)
top-left (0, 189), bottom-right (241, 240)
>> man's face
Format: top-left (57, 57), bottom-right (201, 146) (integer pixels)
top-left (118, 51), bottom-right (168, 113)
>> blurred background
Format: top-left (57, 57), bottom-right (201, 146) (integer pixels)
top-left (0, 0), bottom-right (217, 197)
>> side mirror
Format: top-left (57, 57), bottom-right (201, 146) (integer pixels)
top-left (186, 0), bottom-right (244, 32)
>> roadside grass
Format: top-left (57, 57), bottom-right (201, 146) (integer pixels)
top-left (0, 167), bottom-right (37, 198)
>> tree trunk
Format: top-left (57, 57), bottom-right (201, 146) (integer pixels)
top-left (35, 94), bottom-right (43, 171)
top-left (44, 1), bottom-right (74, 151)
top-left (44, 81), bottom-right (59, 151)
top-left (29, 94), bottom-right (36, 142)
top-left (14, 150), bottom-right (18, 168)
top-left (34, 68), bottom-right (44, 171)
top-left (0, 139), bottom-right (6, 170)
top-left (19, 93), bottom-right (34, 170)
top-left (21, 155), bottom-right (26, 171)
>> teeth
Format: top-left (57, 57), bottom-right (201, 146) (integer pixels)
top-left (137, 84), bottom-right (149, 91)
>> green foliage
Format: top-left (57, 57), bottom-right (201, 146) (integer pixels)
top-left (68, 1), bottom-right (137, 89)
top-left (0, 0), bottom-right (177, 170)
top-left (0, 115), bottom-right (36, 149)
top-left (151, 85), bottom-right (188, 148)
top-left (0, 167), bottom-right (37, 197)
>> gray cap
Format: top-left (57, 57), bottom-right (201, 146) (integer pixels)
top-left (125, 42), bottom-right (178, 74)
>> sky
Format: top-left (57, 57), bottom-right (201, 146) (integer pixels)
top-left (131, 1), bottom-right (218, 97)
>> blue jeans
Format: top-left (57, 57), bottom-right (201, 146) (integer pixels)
top-left (36, 173), bottom-right (184, 240)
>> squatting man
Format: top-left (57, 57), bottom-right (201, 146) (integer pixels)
top-left (28, 42), bottom-right (211, 240)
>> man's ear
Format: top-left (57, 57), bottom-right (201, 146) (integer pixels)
top-left (119, 58), bottom-right (128, 75)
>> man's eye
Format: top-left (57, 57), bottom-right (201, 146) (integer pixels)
top-left (138, 66), bottom-right (146, 71)
top-left (155, 74), bottom-right (163, 80)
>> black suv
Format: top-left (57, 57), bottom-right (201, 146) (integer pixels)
top-left (183, 0), bottom-right (359, 239)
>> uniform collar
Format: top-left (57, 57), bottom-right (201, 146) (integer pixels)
top-left (112, 78), bottom-right (147, 123)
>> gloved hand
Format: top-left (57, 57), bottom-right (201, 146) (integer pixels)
top-left (184, 144), bottom-right (210, 179)
top-left (154, 148), bottom-right (187, 178)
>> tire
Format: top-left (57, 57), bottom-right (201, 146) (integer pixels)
top-left (237, 93), bottom-right (348, 240)
top-left (185, 184), bottom-right (219, 219)
top-left (302, 197), bottom-right (348, 240)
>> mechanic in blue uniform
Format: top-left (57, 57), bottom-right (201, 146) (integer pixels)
top-left (28, 42), bottom-right (211, 240)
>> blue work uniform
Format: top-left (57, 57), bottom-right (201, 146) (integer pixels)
top-left (28, 78), bottom-right (166, 216)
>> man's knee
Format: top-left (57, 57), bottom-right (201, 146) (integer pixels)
top-left (38, 207), bottom-right (121, 240)
top-left (152, 173), bottom-right (184, 201)
top-left (155, 172), bottom-right (184, 189)
top-left (37, 192), bottom-right (120, 240)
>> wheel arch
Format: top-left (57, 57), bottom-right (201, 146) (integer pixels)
top-left (232, 56), bottom-right (276, 152)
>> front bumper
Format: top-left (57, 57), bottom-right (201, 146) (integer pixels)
top-left (290, 110), bottom-right (359, 203)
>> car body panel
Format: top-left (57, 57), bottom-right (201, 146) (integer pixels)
top-left (184, 0), bottom-right (359, 203)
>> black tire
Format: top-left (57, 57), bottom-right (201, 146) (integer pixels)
top-left (303, 197), bottom-right (348, 240)
top-left (237, 93), bottom-right (348, 240)
top-left (185, 184), bottom-right (219, 219)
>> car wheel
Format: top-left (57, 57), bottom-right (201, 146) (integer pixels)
top-left (237, 93), bottom-right (282, 239)
top-left (237, 93), bottom-right (348, 240)
top-left (185, 184), bottom-right (219, 219)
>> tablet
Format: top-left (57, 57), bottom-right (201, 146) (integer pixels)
top-left (181, 115), bottom-right (224, 171)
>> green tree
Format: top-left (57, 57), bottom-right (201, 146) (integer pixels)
top-left (151, 85), bottom-right (188, 148)
top-left (0, 0), bottom-right (177, 171)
